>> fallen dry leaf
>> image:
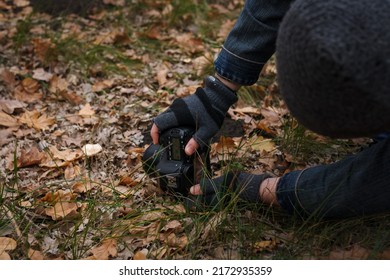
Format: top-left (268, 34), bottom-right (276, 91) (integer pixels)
top-left (133, 249), bottom-right (147, 260)
top-left (161, 233), bottom-right (188, 249)
top-left (72, 180), bottom-right (94, 193)
top-left (21, 77), bottom-right (40, 94)
top-left (28, 249), bottom-right (45, 260)
top-left (45, 201), bottom-right (78, 220)
top-left (175, 33), bottom-right (204, 54)
top-left (92, 80), bottom-right (115, 92)
top-left (0, 68), bottom-right (16, 90)
top-left (0, 99), bottom-right (26, 114)
top-left (214, 136), bottom-right (237, 154)
top-left (0, 237), bottom-right (17, 251)
top-left (0, 111), bottom-right (19, 127)
top-left (78, 103), bottom-right (95, 116)
top-left (17, 146), bottom-right (46, 168)
top-left (0, 129), bottom-right (13, 146)
top-left (161, 220), bottom-right (183, 233)
top-left (248, 136), bottom-right (276, 153)
top-left (32, 68), bottom-right (53, 82)
top-left (0, 237), bottom-right (17, 260)
top-left (90, 239), bottom-right (117, 260)
top-left (13, 0), bottom-right (29, 7)
top-left (32, 38), bottom-right (56, 64)
top-left (18, 110), bottom-right (55, 131)
top-left (64, 163), bottom-right (81, 180)
top-left (253, 240), bottom-right (277, 252)
top-left (41, 189), bottom-right (75, 203)
top-left (43, 145), bottom-right (83, 163)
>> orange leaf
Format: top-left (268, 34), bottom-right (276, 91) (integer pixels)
top-left (215, 136), bottom-right (237, 154)
top-left (45, 201), bottom-right (78, 220)
top-left (0, 111), bottom-right (19, 128)
top-left (0, 237), bottom-right (17, 251)
top-left (133, 250), bottom-right (147, 260)
top-left (0, 69), bottom-right (16, 90)
top-left (17, 146), bottom-right (46, 168)
top-left (90, 239), bottom-right (117, 260)
top-left (78, 103), bottom-right (95, 116)
top-left (72, 179), bottom-right (95, 193)
top-left (21, 77), bottom-right (40, 94)
top-left (0, 99), bottom-right (26, 114)
top-left (28, 249), bottom-right (45, 260)
top-left (19, 110), bottom-right (55, 130)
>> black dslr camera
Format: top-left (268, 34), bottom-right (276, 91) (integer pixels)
top-left (142, 127), bottom-right (210, 196)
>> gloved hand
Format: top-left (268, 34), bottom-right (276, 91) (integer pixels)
top-left (193, 172), bottom-right (274, 207)
top-left (153, 76), bottom-right (238, 153)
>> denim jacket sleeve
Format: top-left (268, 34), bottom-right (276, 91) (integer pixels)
top-left (214, 0), bottom-right (295, 85)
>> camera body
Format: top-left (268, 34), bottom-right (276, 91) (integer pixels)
top-left (142, 127), bottom-right (210, 196)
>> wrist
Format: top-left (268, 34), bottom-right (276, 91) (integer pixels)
top-left (215, 73), bottom-right (241, 92)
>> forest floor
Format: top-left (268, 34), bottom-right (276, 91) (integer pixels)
top-left (1, 0), bottom-right (389, 260)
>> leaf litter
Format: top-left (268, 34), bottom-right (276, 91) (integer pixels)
top-left (0, 0), bottom-right (386, 260)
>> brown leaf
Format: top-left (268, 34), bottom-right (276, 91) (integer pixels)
top-left (21, 77), bottom-right (40, 94)
top-left (60, 91), bottom-right (83, 105)
top-left (0, 111), bottom-right (19, 127)
top-left (92, 80), bottom-right (115, 92)
top-left (175, 33), bottom-right (204, 54)
top-left (0, 129), bottom-right (13, 146)
top-left (14, 85), bottom-right (43, 103)
top-left (0, 237), bottom-right (17, 251)
top-left (72, 182), bottom-right (92, 193)
top-left (47, 146), bottom-right (83, 162)
top-left (78, 103), bottom-right (95, 116)
top-left (32, 38), bottom-right (56, 64)
top-left (13, 0), bottom-right (30, 7)
top-left (19, 110), bottom-right (55, 131)
top-left (214, 136), bottom-right (237, 154)
top-left (28, 249), bottom-right (45, 260)
top-left (248, 136), bottom-right (276, 153)
top-left (0, 1), bottom-right (11, 10)
top-left (156, 64), bottom-right (170, 88)
top-left (133, 250), bottom-right (147, 260)
top-left (17, 146), bottom-right (46, 168)
top-left (161, 220), bottom-right (183, 233)
top-left (41, 189), bottom-right (75, 203)
top-left (64, 163), bottom-right (81, 180)
top-left (0, 68), bottom-right (16, 90)
top-left (32, 68), bottom-right (53, 82)
top-left (45, 201), bottom-right (78, 220)
top-left (253, 240), bottom-right (277, 252)
top-left (118, 176), bottom-right (137, 187)
top-left (90, 239), bottom-right (117, 260)
top-left (0, 99), bottom-right (26, 114)
top-left (161, 233), bottom-right (188, 249)
top-left (0, 251), bottom-right (11, 260)
top-left (49, 75), bottom-right (68, 93)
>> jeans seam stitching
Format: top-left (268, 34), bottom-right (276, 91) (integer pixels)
top-left (294, 168), bottom-right (311, 215)
top-left (221, 45), bottom-right (266, 65)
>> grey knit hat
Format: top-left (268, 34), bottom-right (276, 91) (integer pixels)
top-left (276, 0), bottom-right (390, 138)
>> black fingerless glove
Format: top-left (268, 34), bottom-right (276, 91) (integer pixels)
top-left (197, 172), bottom-right (273, 206)
top-left (153, 76), bottom-right (238, 147)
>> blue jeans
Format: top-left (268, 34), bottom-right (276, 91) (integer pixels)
top-left (214, 0), bottom-right (294, 85)
top-left (276, 136), bottom-right (390, 218)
